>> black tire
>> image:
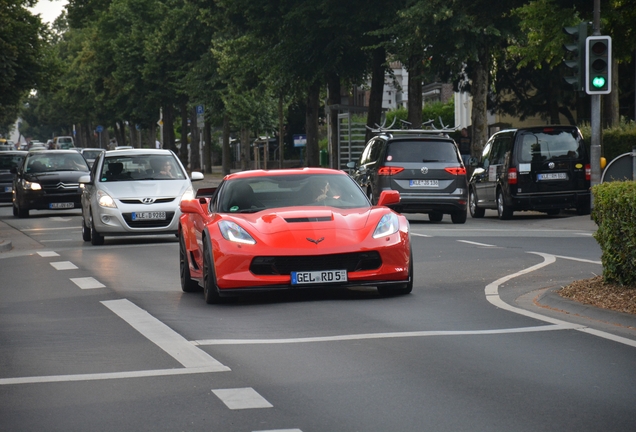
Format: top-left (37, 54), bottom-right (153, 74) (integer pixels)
top-left (90, 212), bottom-right (104, 245)
top-left (14, 200), bottom-right (29, 218)
top-left (378, 250), bottom-right (413, 296)
top-left (81, 216), bottom-right (91, 241)
top-left (496, 189), bottom-right (513, 220)
top-left (469, 188), bottom-right (485, 218)
top-left (12, 202), bottom-right (18, 217)
top-left (428, 211), bottom-right (443, 222)
top-left (180, 231), bottom-right (201, 293)
top-left (576, 201), bottom-right (591, 216)
top-left (203, 243), bottom-right (222, 304)
top-left (546, 209), bottom-right (560, 216)
top-left (451, 208), bottom-right (467, 224)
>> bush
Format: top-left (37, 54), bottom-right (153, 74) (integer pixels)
top-left (580, 118), bottom-right (636, 163)
top-left (592, 181), bottom-right (636, 286)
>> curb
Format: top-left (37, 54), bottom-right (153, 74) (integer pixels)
top-left (0, 239), bottom-right (12, 252)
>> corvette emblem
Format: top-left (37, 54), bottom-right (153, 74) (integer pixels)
top-left (306, 237), bottom-right (324, 245)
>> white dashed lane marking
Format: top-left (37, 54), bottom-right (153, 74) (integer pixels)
top-left (457, 240), bottom-right (496, 247)
top-left (212, 388), bottom-right (273, 410)
top-left (37, 251), bottom-right (60, 257)
top-left (70, 277), bottom-right (106, 289)
top-left (50, 261), bottom-right (78, 270)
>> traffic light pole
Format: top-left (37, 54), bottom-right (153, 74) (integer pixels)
top-left (589, 0), bottom-right (601, 209)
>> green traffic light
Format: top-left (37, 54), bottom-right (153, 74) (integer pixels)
top-left (592, 76), bottom-right (606, 88)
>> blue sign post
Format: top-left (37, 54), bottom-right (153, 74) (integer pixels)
top-left (96, 125), bottom-right (104, 148)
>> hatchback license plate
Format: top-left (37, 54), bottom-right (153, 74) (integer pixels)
top-left (291, 269), bottom-right (347, 285)
top-left (537, 173), bottom-right (567, 181)
top-left (410, 179), bottom-right (439, 187)
top-left (132, 211), bottom-right (166, 220)
top-left (50, 202), bottom-right (74, 209)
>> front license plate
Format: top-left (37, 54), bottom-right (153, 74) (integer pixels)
top-left (50, 202), bottom-right (74, 209)
top-left (132, 211), bottom-right (166, 220)
top-left (410, 179), bottom-right (439, 187)
top-left (291, 269), bottom-right (348, 285)
top-left (537, 173), bottom-right (567, 181)
top-left (4, 186), bottom-right (11, 193)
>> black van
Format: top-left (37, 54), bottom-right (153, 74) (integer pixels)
top-left (468, 126), bottom-right (590, 219)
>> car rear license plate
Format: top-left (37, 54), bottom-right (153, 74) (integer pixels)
top-left (410, 179), bottom-right (439, 187)
top-left (50, 202), bottom-right (74, 209)
top-left (537, 173), bottom-right (567, 181)
top-left (132, 211), bottom-right (166, 220)
top-left (291, 270), bottom-right (347, 285)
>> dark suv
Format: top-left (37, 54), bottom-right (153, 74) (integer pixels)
top-left (468, 126), bottom-right (590, 220)
top-left (347, 131), bottom-right (468, 224)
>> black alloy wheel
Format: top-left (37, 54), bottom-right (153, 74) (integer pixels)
top-left (180, 231), bottom-right (201, 293)
top-left (203, 242), bottom-right (222, 304)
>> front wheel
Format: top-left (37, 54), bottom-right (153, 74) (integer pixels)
top-left (469, 189), bottom-right (485, 218)
top-left (81, 215), bottom-right (91, 241)
top-left (90, 212), bottom-right (104, 245)
top-left (496, 189), bottom-right (513, 220)
top-left (203, 243), bottom-right (222, 304)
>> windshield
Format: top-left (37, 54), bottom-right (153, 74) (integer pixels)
top-left (25, 153), bottom-right (89, 173)
top-left (0, 154), bottom-right (25, 170)
top-left (82, 150), bottom-right (103, 160)
top-left (219, 174), bottom-right (369, 213)
top-left (99, 154), bottom-right (185, 182)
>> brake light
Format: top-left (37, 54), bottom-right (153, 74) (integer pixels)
top-left (378, 166), bottom-right (404, 176)
top-left (585, 164), bottom-right (591, 180)
top-left (543, 128), bottom-right (554, 133)
top-left (444, 167), bottom-right (466, 175)
top-left (508, 167), bottom-right (517, 184)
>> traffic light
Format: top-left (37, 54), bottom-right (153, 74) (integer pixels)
top-left (585, 35), bottom-right (612, 95)
top-left (562, 22), bottom-right (587, 92)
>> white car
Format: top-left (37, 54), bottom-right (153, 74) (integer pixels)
top-left (79, 148), bottom-right (203, 245)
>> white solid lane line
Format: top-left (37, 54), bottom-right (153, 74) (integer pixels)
top-left (101, 299), bottom-right (230, 370)
top-left (212, 388), bottom-right (273, 410)
top-left (50, 261), bottom-right (78, 270)
top-left (70, 277), bottom-right (105, 289)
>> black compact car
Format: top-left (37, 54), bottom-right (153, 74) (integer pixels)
top-left (12, 150), bottom-right (90, 218)
top-left (347, 130), bottom-right (468, 224)
top-left (0, 151), bottom-right (27, 202)
top-left (468, 126), bottom-right (591, 220)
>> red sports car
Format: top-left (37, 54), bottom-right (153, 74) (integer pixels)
top-left (179, 168), bottom-right (412, 303)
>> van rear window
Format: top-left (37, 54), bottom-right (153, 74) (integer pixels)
top-left (387, 140), bottom-right (459, 163)
top-left (518, 130), bottom-right (583, 163)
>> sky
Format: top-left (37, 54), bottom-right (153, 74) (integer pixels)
top-left (28, 0), bottom-right (68, 24)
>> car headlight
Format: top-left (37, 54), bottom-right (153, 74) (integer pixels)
top-left (181, 186), bottom-right (194, 202)
top-left (22, 179), bottom-right (41, 191)
top-left (97, 189), bottom-right (117, 208)
top-left (218, 220), bottom-right (256, 245)
top-left (373, 213), bottom-right (399, 238)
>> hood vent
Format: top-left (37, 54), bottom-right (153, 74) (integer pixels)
top-left (284, 216), bottom-right (332, 223)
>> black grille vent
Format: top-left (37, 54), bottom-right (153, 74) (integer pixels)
top-left (122, 212), bottom-right (175, 228)
top-left (284, 216), bottom-right (332, 223)
top-left (250, 251), bottom-right (382, 275)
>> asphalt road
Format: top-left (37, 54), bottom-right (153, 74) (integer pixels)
top-left (1, 199), bottom-right (635, 432)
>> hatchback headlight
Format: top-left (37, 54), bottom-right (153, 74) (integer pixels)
top-left (219, 220), bottom-right (256, 245)
top-left (22, 179), bottom-right (41, 191)
top-left (97, 189), bottom-right (116, 208)
top-left (181, 186), bottom-right (195, 202)
top-left (373, 213), bottom-right (399, 238)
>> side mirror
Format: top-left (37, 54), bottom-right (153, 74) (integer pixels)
top-left (190, 171), bottom-right (204, 181)
top-left (377, 190), bottom-right (400, 207)
top-left (180, 198), bottom-right (208, 216)
top-left (78, 175), bottom-right (91, 184)
top-left (346, 161), bottom-right (357, 169)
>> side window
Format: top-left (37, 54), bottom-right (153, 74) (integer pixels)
top-left (481, 140), bottom-right (493, 170)
top-left (359, 140), bottom-right (374, 165)
top-left (369, 139), bottom-right (384, 164)
top-left (491, 137), bottom-right (512, 166)
top-left (91, 153), bottom-right (102, 178)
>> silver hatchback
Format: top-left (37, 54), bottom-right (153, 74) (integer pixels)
top-left (79, 149), bottom-right (203, 245)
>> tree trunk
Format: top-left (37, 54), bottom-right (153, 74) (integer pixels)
top-left (179, 102), bottom-right (189, 168)
top-left (407, 53), bottom-right (424, 128)
top-left (468, 52), bottom-right (490, 158)
top-left (222, 113), bottom-right (231, 175)
top-left (190, 106), bottom-right (201, 171)
top-left (366, 46), bottom-right (386, 142)
top-left (278, 94), bottom-right (285, 169)
top-left (327, 72), bottom-right (341, 169)
top-left (305, 80), bottom-right (321, 167)
top-left (203, 120), bottom-right (212, 174)
top-left (240, 129), bottom-right (250, 170)
top-left (162, 104), bottom-right (176, 152)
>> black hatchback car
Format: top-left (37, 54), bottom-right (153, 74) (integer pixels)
top-left (12, 150), bottom-right (90, 217)
top-left (347, 131), bottom-right (468, 224)
top-left (468, 126), bottom-right (590, 220)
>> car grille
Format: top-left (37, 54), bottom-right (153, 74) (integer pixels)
top-left (122, 212), bottom-right (176, 228)
top-left (250, 251), bottom-right (382, 275)
top-left (42, 182), bottom-right (80, 194)
top-left (119, 197), bottom-right (176, 204)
